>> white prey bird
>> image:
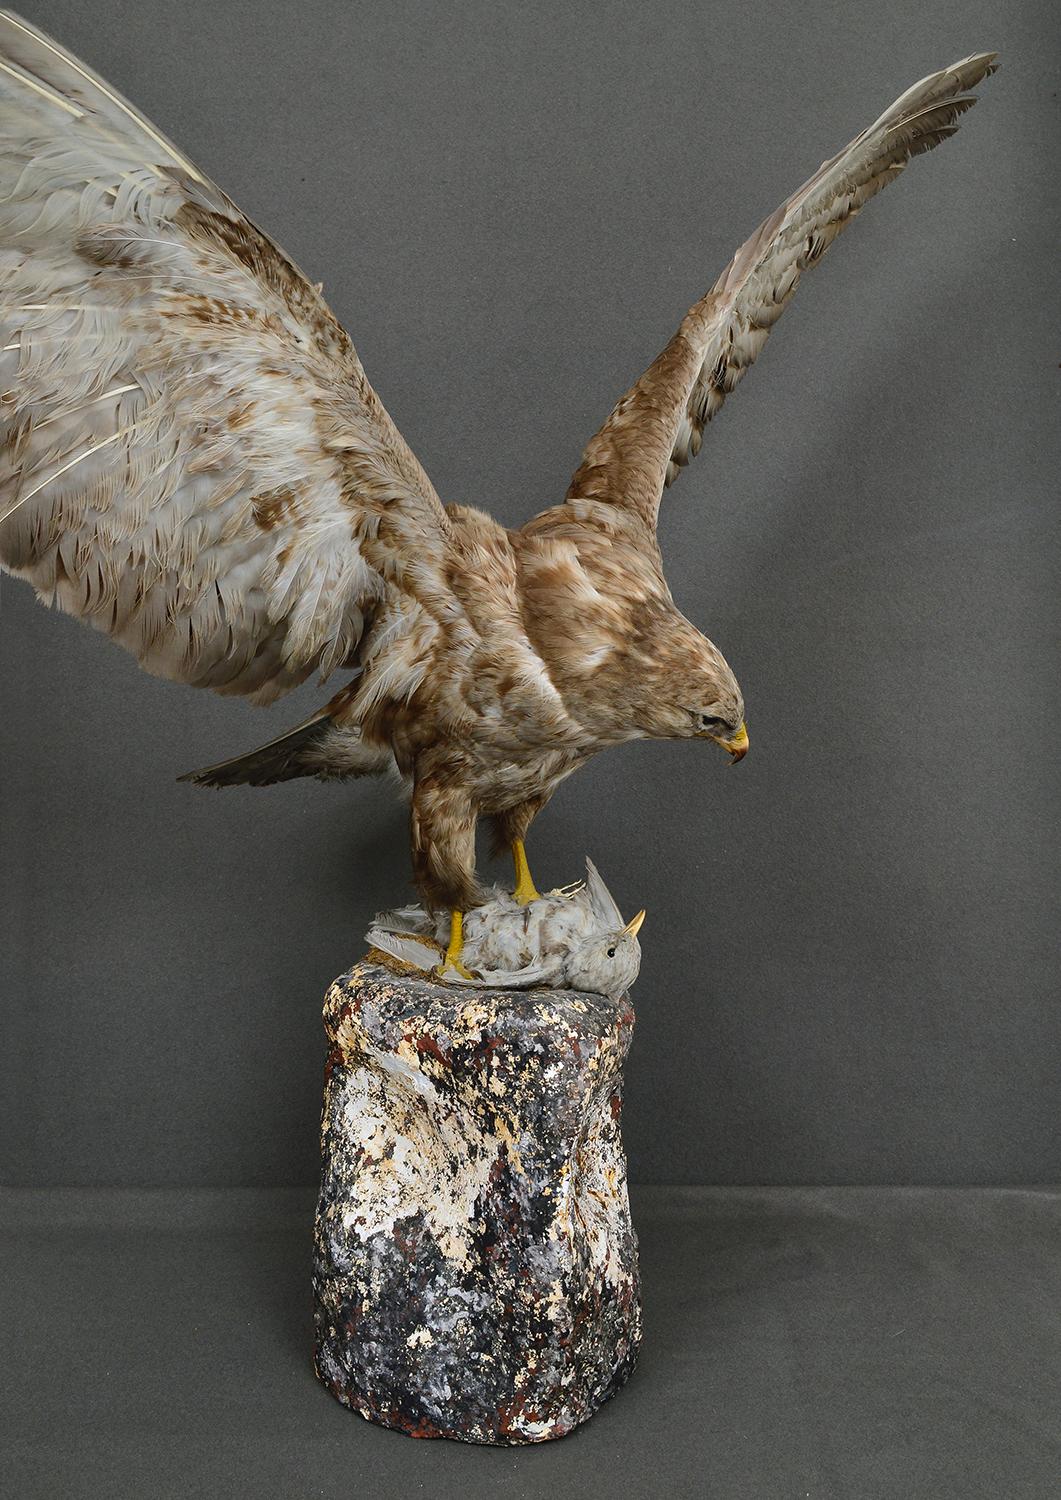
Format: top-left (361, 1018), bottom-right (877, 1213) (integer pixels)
top-left (367, 859), bottom-right (645, 1000)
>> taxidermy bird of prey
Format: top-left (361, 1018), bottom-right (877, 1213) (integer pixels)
top-left (0, 13), bottom-right (995, 974)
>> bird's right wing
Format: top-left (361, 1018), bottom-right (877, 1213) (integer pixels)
top-left (0, 11), bottom-right (454, 704)
top-left (563, 53), bottom-right (997, 534)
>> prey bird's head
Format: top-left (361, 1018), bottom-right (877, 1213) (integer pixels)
top-left (567, 909), bottom-right (645, 1000)
top-left (627, 611), bottom-right (747, 763)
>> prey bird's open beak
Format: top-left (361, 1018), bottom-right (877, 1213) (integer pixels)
top-left (711, 720), bottom-right (749, 763)
top-left (623, 909), bottom-right (646, 938)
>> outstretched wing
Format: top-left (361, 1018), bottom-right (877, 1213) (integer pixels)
top-left (0, 11), bottom-right (451, 703)
top-left (564, 53), bottom-right (997, 532)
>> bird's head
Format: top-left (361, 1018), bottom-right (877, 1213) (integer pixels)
top-left (628, 612), bottom-right (748, 762)
top-left (567, 910), bottom-right (645, 999)
top-left (567, 863), bottom-right (647, 998)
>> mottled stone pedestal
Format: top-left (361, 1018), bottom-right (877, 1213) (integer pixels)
top-left (312, 961), bottom-right (641, 1444)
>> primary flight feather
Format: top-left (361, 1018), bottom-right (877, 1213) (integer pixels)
top-left (0, 13), bottom-right (995, 974)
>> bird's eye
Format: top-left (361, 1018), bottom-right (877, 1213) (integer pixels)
top-left (606, 946), bottom-right (616, 958)
top-left (699, 714), bottom-right (727, 732)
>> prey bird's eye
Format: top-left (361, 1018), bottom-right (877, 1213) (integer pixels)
top-left (606, 946), bottom-right (616, 958)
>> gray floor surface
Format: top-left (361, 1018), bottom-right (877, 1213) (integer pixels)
top-left (3, 1186), bottom-right (1059, 1499)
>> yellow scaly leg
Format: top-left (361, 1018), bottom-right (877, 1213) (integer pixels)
top-left (436, 909), bottom-right (473, 981)
top-left (511, 838), bottom-right (541, 905)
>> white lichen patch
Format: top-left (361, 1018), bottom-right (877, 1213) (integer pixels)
top-left (336, 1046), bottom-right (501, 1265)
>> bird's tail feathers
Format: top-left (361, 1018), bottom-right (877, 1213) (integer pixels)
top-left (178, 704), bottom-right (370, 788)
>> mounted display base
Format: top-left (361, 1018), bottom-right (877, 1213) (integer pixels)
top-left (312, 960), bottom-right (641, 1444)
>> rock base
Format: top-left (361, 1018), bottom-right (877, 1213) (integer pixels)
top-left (312, 961), bottom-right (641, 1444)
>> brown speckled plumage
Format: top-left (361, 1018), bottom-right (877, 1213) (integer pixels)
top-left (0, 14), bottom-right (995, 909)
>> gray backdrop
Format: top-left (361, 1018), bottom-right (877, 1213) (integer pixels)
top-left (1, 0), bottom-right (1056, 1189)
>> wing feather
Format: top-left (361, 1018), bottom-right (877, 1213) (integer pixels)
top-left (565, 53), bottom-right (997, 529)
top-left (0, 11), bottom-right (451, 703)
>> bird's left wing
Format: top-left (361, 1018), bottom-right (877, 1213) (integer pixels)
top-left (0, 12), bottom-right (452, 704)
top-left (564, 53), bottom-right (997, 533)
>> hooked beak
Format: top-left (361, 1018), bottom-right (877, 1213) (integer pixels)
top-left (710, 719), bottom-right (749, 763)
top-left (623, 909), bottom-right (646, 938)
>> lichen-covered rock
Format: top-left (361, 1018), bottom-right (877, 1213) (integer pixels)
top-left (312, 960), bottom-right (641, 1444)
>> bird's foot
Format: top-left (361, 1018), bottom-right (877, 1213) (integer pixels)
top-left (433, 909), bottom-right (474, 982)
top-left (511, 838), bottom-right (541, 906)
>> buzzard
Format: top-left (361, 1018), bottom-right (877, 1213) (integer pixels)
top-left (0, 14), bottom-right (995, 974)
